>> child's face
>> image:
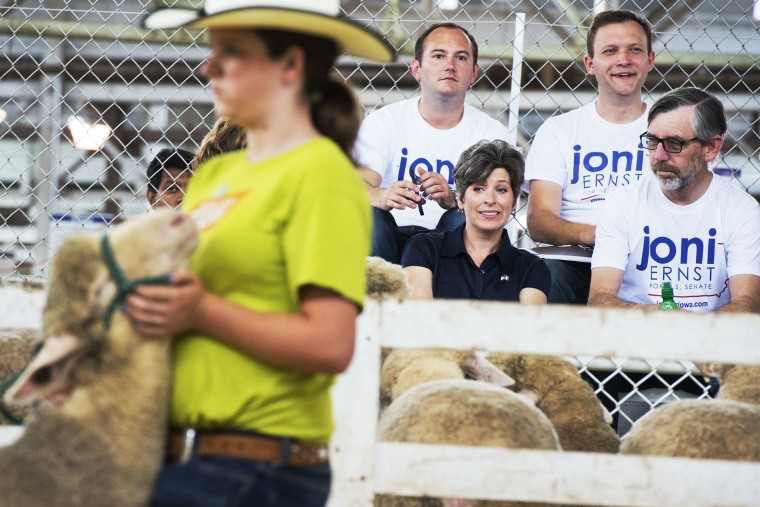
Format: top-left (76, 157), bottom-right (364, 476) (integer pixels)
top-left (148, 167), bottom-right (191, 209)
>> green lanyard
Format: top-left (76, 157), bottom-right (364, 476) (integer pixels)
top-left (101, 234), bottom-right (172, 328)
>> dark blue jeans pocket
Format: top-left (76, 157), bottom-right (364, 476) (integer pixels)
top-left (269, 463), bottom-right (332, 507)
top-left (150, 458), bottom-right (331, 507)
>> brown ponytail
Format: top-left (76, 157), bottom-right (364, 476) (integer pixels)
top-left (309, 75), bottom-right (361, 157)
top-left (257, 29), bottom-right (361, 158)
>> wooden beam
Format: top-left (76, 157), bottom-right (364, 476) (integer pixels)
top-left (0, 18), bottom-right (204, 45)
top-left (375, 443), bottom-right (760, 506)
top-left (373, 299), bottom-right (760, 365)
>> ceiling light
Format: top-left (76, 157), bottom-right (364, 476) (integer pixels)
top-left (67, 115), bottom-right (112, 151)
top-left (437, 0), bottom-right (458, 10)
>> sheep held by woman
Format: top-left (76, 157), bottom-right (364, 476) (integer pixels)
top-left (0, 210), bottom-right (198, 507)
top-left (485, 353), bottom-right (620, 453)
top-left (621, 364), bottom-right (760, 461)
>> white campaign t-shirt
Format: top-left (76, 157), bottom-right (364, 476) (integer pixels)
top-left (354, 97), bottom-right (509, 229)
top-left (525, 101), bottom-right (650, 226)
top-left (592, 174), bottom-right (760, 312)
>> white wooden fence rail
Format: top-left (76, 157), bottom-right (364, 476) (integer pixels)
top-left (328, 299), bottom-right (760, 506)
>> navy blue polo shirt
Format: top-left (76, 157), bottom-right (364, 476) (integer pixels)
top-left (400, 224), bottom-right (551, 301)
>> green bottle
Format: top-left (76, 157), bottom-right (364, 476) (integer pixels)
top-left (659, 281), bottom-right (680, 311)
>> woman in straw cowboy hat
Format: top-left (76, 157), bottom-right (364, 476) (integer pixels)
top-left (127, 1), bottom-right (393, 505)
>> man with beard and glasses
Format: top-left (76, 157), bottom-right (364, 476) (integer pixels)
top-left (589, 87), bottom-right (760, 313)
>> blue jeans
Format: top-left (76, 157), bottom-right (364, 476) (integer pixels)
top-left (150, 457), bottom-right (331, 507)
top-left (544, 259), bottom-right (591, 304)
top-left (372, 207), bottom-right (465, 264)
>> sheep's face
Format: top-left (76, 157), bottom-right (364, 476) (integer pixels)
top-left (105, 210), bottom-right (199, 284)
top-left (5, 210), bottom-right (199, 406)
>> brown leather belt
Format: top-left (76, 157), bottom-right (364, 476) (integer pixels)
top-left (167, 429), bottom-right (329, 467)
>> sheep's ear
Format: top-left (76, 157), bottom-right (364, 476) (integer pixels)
top-left (5, 333), bottom-right (84, 405)
top-left (462, 355), bottom-right (515, 387)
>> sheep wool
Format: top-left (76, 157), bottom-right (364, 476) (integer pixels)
top-left (485, 353), bottom-right (620, 453)
top-left (717, 365), bottom-right (760, 406)
top-left (0, 329), bottom-right (37, 382)
top-left (0, 329), bottom-right (38, 424)
top-left (620, 400), bottom-right (760, 460)
top-left (366, 256), bottom-right (411, 300)
top-left (0, 210), bottom-right (198, 507)
top-left (380, 349), bottom-right (514, 410)
top-left (376, 379), bottom-right (561, 507)
top-left (621, 364), bottom-right (760, 461)
top-left (381, 349), bottom-right (468, 409)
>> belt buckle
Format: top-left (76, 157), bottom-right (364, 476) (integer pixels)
top-left (292, 443), bottom-right (328, 465)
top-left (180, 428), bottom-right (196, 464)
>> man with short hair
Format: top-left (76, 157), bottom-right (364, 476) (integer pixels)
top-left (146, 148), bottom-right (194, 209)
top-left (525, 10), bottom-right (655, 304)
top-left (589, 87), bottom-right (760, 313)
top-left (354, 22), bottom-right (509, 264)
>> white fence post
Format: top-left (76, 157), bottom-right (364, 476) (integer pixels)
top-left (328, 299), bottom-right (382, 506)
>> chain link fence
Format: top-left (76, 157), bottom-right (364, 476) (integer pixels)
top-left (0, 0), bottom-right (758, 433)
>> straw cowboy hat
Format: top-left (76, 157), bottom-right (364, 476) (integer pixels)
top-left (142, 0), bottom-right (395, 63)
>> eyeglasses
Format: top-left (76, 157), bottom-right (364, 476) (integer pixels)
top-left (640, 133), bottom-right (702, 154)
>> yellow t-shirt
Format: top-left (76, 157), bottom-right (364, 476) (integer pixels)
top-left (174, 137), bottom-right (370, 443)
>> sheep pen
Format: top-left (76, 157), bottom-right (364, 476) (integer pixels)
top-left (329, 300), bottom-right (760, 506)
top-left (0, 210), bottom-right (198, 507)
top-left (373, 349), bottom-right (617, 505)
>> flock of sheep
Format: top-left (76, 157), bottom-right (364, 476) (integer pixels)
top-left (0, 215), bottom-right (758, 506)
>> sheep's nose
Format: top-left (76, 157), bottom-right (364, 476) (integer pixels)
top-left (170, 213), bottom-right (189, 227)
top-left (31, 366), bottom-right (52, 385)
